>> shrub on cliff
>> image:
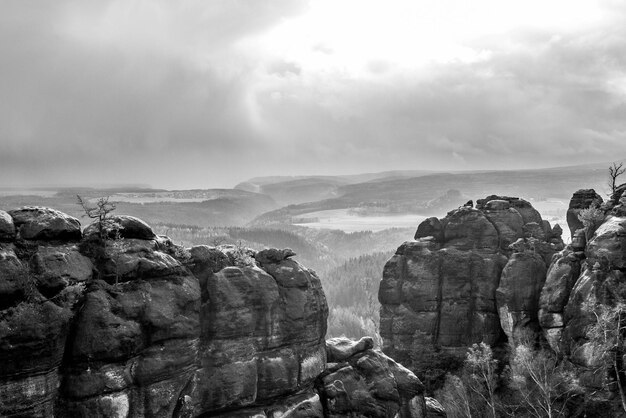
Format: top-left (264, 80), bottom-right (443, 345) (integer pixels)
top-left (586, 302), bottom-right (626, 413)
top-left (578, 204), bottom-right (606, 240)
top-left (508, 342), bottom-right (580, 418)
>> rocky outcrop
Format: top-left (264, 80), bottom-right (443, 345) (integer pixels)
top-left (0, 210), bottom-right (15, 241)
top-left (0, 207), bottom-right (329, 417)
top-left (0, 206), bottom-right (423, 417)
top-left (380, 195), bottom-right (564, 380)
top-left (496, 251), bottom-right (547, 344)
top-left (319, 337), bottom-right (425, 418)
top-left (83, 215), bottom-right (156, 240)
top-left (533, 187), bottom-right (626, 413)
top-left (566, 189), bottom-right (603, 238)
top-left (8, 206), bottom-right (82, 241)
top-left (537, 248), bottom-right (582, 352)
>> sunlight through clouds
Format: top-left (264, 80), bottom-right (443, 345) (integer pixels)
top-left (0, 0), bottom-right (625, 188)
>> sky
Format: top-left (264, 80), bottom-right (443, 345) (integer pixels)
top-left (1, 0), bottom-right (625, 189)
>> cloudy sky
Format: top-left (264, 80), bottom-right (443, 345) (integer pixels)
top-left (1, 0), bottom-right (625, 188)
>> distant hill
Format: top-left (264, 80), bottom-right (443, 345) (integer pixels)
top-left (234, 170), bottom-right (437, 206)
top-left (0, 188), bottom-right (277, 227)
top-left (250, 164), bottom-right (608, 226)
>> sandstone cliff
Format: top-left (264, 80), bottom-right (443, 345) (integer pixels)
top-left (538, 185), bottom-right (626, 407)
top-left (379, 196), bottom-right (564, 384)
top-left (0, 206), bottom-right (425, 417)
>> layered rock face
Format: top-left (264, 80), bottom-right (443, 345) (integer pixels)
top-left (539, 187), bottom-right (626, 397)
top-left (0, 206), bottom-right (424, 417)
top-left (0, 207), bottom-right (329, 417)
top-left (379, 196), bottom-right (564, 377)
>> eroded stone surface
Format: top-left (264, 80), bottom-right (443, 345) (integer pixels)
top-left (321, 337), bottom-right (424, 418)
top-left (0, 210), bottom-right (15, 241)
top-left (380, 195), bottom-right (563, 379)
top-left (8, 207), bottom-right (82, 241)
top-left (0, 208), bottom-right (339, 417)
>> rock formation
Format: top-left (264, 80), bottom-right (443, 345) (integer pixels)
top-left (566, 189), bottom-right (603, 239)
top-left (538, 186), bottom-right (626, 407)
top-left (0, 206), bottom-right (425, 417)
top-left (379, 196), bottom-right (564, 382)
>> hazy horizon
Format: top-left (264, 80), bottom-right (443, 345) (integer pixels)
top-left (0, 158), bottom-right (617, 191)
top-left (2, 1), bottom-right (626, 189)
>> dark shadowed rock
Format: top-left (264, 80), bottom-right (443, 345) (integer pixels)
top-left (0, 210), bottom-right (16, 241)
top-left (83, 215), bottom-right (155, 240)
top-left (0, 245), bottom-right (27, 308)
top-left (198, 249), bottom-right (328, 414)
top-left (443, 208), bottom-right (499, 250)
top-left (538, 249), bottom-right (582, 352)
top-left (30, 245), bottom-right (92, 297)
top-left (567, 189), bottom-right (603, 238)
top-left (496, 251), bottom-right (547, 344)
top-left (320, 338), bottom-right (424, 418)
top-left (255, 247), bottom-right (297, 264)
top-left (415, 217), bottom-right (444, 241)
top-left (482, 200), bottom-right (524, 249)
top-left (8, 207), bottom-right (81, 241)
top-left (571, 229), bottom-right (587, 251)
top-left (611, 183), bottom-right (626, 204)
top-left (0, 300), bottom-right (75, 417)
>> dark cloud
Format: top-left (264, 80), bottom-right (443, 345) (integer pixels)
top-left (1, 0), bottom-right (625, 188)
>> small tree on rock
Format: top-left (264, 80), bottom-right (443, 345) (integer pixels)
top-left (509, 342), bottom-right (580, 418)
top-left (76, 195), bottom-right (119, 242)
top-left (609, 162), bottom-right (625, 195)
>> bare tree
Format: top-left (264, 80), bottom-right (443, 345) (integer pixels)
top-left (586, 302), bottom-right (626, 413)
top-left (510, 342), bottom-right (579, 418)
top-left (609, 162), bottom-right (626, 195)
top-left (465, 343), bottom-right (499, 418)
top-left (76, 195), bottom-right (118, 241)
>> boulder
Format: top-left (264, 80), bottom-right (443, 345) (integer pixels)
top-left (255, 247), bottom-right (297, 264)
top-left (83, 215), bottom-right (155, 240)
top-left (585, 216), bottom-right (626, 269)
top-left (326, 336), bottom-right (374, 362)
top-left (476, 195), bottom-right (542, 225)
top-left (481, 200), bottom-right (524, 249)
top-left (30, 245), bottom-right (93, 297)
top-left (425, 397), bottom-right (447, 417)
top-left (567, 189), bottom-right (603, 239)
top-left (415, 217), bottom-right (444, 242)
top-left (8, 207), bottom-right (81, 241)
top-left (0, 210), bottom-right (16, 241)
top-left (442, 208), bottom-right (499, 250)
top-left (320, 339), bottom-right (424, 418)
